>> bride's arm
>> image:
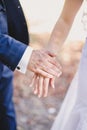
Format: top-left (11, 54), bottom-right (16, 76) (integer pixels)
top-left (47, 0), bottom-right (83, 53)
top-left (32, 0), bottom-right (83, 98)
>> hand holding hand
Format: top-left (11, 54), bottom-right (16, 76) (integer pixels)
top-left (28, 49), bottom-right (61, 78)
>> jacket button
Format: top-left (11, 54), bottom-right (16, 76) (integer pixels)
top-left (18, 6), bottom-right (20, 9)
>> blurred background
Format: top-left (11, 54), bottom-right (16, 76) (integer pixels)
top-left (13, 0), bottom-right (87, 130)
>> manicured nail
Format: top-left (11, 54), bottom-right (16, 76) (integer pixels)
top-left (52, 85), bottom-right (55, 89)
top-left (38, 95), bottom-right (41, 98)
top-left (29, 84), bottom-right (32, 87)
top-left (34, 90), bottom-right (37, 94)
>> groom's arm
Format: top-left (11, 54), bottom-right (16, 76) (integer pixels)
top-left (0, 34), bottom-right (60, 78)
top-left (0, 34), bottom-right (27, 71)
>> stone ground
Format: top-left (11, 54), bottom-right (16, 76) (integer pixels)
top-left (13, 33), bottom-right (84, 130)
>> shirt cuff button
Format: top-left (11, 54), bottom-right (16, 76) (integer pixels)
top-left (17, 66), bottom-right (20, 70)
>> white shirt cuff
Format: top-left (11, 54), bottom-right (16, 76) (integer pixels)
top-left (16, 46), bottom-right (33, 73)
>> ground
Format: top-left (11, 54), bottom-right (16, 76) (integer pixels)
top-left (13, 33), bottom-right (84, 130)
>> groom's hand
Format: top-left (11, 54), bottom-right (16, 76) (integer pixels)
top-left (28, 49), bottom-right (61, 78)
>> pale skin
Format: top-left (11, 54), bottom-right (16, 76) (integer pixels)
top-left (28, 49), bottom-right (62, 78)
top-left (30, 0), bottom-right (83, 97)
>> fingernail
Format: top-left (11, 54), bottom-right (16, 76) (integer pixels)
top-left (38, 95), bottom-right (41, 98)
top-left (34, 90), bottom-right (37, 94)
top-left (52, 85), bottom-right (55, 89)
top-left (29, 85), bottom-right (32, 87)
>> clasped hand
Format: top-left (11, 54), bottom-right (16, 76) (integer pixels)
top-left (28, 49), bottom-right (62, 97)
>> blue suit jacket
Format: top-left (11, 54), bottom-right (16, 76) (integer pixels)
top-left (0, 0), bottom-right (29, 71)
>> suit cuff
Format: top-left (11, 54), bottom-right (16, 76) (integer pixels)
top-left (16, 46), bottom-right (33, 73)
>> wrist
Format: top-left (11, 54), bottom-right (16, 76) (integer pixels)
top-left (46, 43), bottom-right (61, 55)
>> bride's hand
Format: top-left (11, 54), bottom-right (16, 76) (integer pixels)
top-left (30, 74), bottom-right (55, 97)
top-left (29, 55), bottom-right (62, 97)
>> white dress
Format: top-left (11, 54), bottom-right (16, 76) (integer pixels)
top-left (51, 38), bottom-right (87, 130)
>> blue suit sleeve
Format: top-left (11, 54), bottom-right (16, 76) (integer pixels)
top-left (0, 34), bottom-right (27, 71)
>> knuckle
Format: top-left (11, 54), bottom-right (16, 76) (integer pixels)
top-left (44, 67), bottom-right (50, 72)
